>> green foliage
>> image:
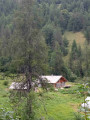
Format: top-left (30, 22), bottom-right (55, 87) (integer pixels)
top-left (37, 0), bottom-right (90, 32)
top-left (0, 1), bottom-right (89, 119)
top-left (0, 57), bottom-right (11, 72)
top-left (85, 26), bottom-right (90, 44)
top-left (0, 0), bottom-right (89, 77)
top-left (34, 90), bottom-right (83, 120)
top-left (73, 113), bottom-right (84, 120)
top-left (42, 24), bottom-right (54, 46)
top-left (63, 37), bottom-right (69, 47)
top-left (3, 81), bottom-right (9, 86)
top-left (0, 108), bottom-right (18, 120)
top-left (60, 66), bottom-right (70, 80)
top-left (10, 90), bottom-right (37, 120)
top-left (78, 83), bottom-right (89, 94)
top-left (0, 76), bottom-right (86, 120)
top-left (59, 9), bottom-right (70, 30)
top-left (10, 0), bottom-right (49, 75)
top-left (50, 41), bottom-right (64, 75)
top-left (69, 40), bottom-right (84, 77)
top-left (71, 40), bottom-right (78, 60)
top-left (68, 13), bottom-right (85, 31)
top-left (20, 91), bottom-right (36, 120)
top-left (69, 72), bottom-right (77, 82)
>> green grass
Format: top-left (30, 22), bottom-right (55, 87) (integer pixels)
top-left (35, 86), bottom-right (84, 120)
top-left (63, 31), bottom-right (86, 64)
top-left (0, 75), bottom-right (12, 110)
top-left (64, 31), bottom-right (86, 48)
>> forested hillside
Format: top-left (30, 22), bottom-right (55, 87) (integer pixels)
top-left (0, 0), bottom-right (90, 80)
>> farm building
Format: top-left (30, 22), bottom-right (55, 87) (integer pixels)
top-left (9, 75), bottom-right (67, 90)
top-left (41, 75), bottom-right (67, 88)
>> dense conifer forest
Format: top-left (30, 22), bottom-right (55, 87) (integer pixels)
top-left (0, 0), bottom-right (89, 80)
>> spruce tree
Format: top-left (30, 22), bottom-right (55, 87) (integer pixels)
top-left (50, 41), bottom-right (64, 75)
top-left (85, 27), bottom-right (90, 44)
top-left (11, 0), bottom-right (48, 118)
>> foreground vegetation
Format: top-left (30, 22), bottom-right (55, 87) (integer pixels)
top-left (0, 75), bottom-right (90, 120)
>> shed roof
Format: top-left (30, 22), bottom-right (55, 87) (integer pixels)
top-left (41, 75), bottom-right (64, 83)
top-left (9, 82), bottom-right (27, 90)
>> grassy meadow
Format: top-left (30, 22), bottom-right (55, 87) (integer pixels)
top-left (63, 31), bottom-right (86, 64)
top-left (35, 90), bottom-right (83, 120)
top-left (64, 31), bottom-right (86, 49)
top-left (0, 75), bottom-right (12, 110)
top-left (0, 74), bottom-right (88, 120)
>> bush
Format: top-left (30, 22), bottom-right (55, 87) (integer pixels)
top-left (3, 81), bottom-right (9, 86)
top-left (73, 113), bottom-right (84, 120)
top-left (70, 72), bottom-right (77, 82)
top-left (2, 94), bottom-right (7, 97)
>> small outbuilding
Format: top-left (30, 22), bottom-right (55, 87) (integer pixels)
top-left (9, 82), bottom-right (27, 90)
top-left (41, 75), bottom-right (67, 88)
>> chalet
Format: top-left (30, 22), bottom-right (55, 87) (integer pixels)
top-left (41, 75), bottom-right (67, 88)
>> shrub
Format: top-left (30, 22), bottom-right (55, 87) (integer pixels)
top-left (3, 81), bottom-right (9, 86)
top-left (73, 113), bottom-right (84, 120)
top-left (2, 94), bottom-right (7, 97)
top-left (70, 72), bottom-right (77, 82)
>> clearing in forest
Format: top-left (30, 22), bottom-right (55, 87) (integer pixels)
top-left (64, 31), bottom-right (86, 48)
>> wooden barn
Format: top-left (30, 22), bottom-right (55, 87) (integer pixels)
top-left (41, 75), bottom-right (67, 88)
